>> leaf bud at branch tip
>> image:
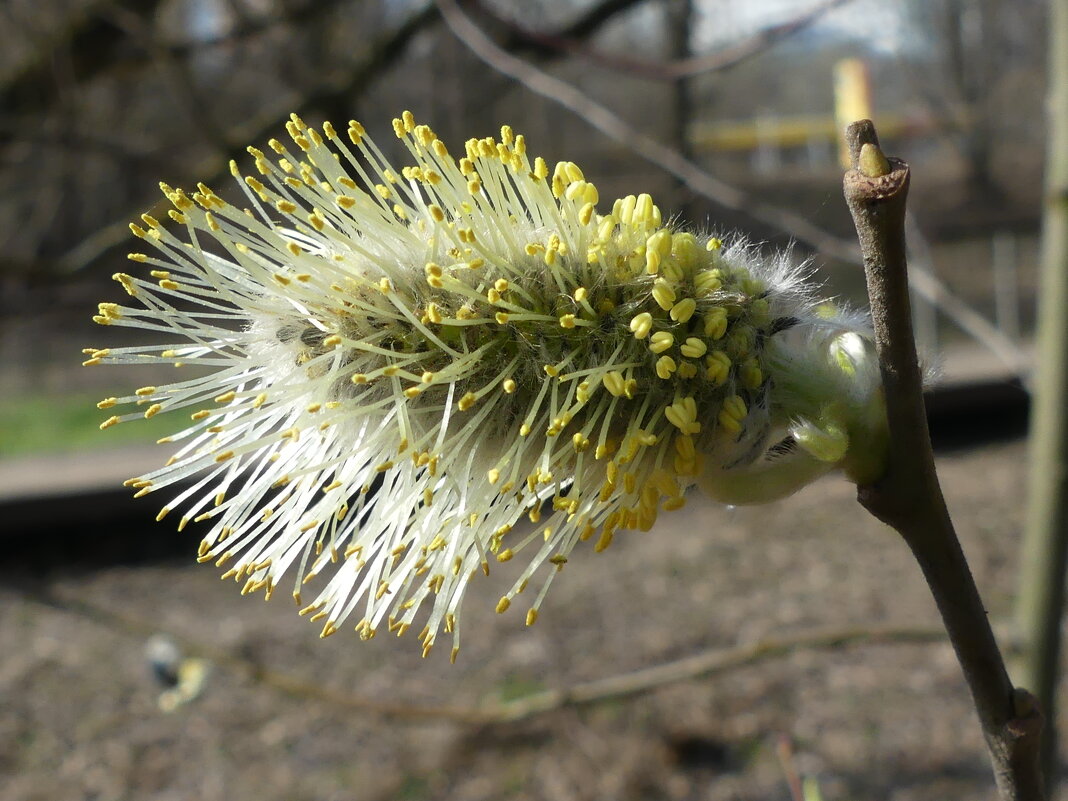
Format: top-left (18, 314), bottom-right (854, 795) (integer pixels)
top-left (858, 143), bottom-right (891, 178)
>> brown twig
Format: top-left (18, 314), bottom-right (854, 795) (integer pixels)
top-left (435, 0), bottom-right (1028, 377)
top-left (470, 0), bottom-right (855, 81)
top-left (843, 119), bottom-right (1044, 801)
top-left (27, 586), bottom-right (943, 726)
top-left (776, 735), bottom-right (806, 801)
top-left (486, 623), bottom-right (945, 723)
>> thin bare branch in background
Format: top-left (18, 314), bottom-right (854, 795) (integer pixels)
top-left (98, 2), bottom-right (230, 152)
top-left (26, 586), bottom-right (945, 727)
top-left (471, 0), bottom-right (856, 81)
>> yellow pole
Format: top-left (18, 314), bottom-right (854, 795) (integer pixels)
top-left (834, 59), bottom-right (873, 167)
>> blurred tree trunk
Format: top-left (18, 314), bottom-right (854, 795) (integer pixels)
top-left (1016, 0), bottom-right (1068, 795)
top-left (665, 0), bottom-right (694, 218)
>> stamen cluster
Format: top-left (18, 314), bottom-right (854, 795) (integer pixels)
top-left (88, 112), bottom-right (873, 659)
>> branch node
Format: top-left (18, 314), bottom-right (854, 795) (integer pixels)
top-left (844, 119), bottom-right (880, 167)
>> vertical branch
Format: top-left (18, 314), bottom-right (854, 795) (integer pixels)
top-left (843, 120), bottom-right (1044, 801)
top-left (664, 0), bottom-right (695, 217)
top-left (1016, 0), bottom-right (1068, 795)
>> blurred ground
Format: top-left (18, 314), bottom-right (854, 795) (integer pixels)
top-left (0, 438), bottom-right (1049, 801)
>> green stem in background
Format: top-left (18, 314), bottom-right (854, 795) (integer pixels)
top-left (843, 119), bottom-right (1044, 801)
top-left (1016, 1), bottom-right (1068, 796)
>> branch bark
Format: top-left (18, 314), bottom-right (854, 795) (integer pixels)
top-left (844, 119), bottom-right (1044, 801)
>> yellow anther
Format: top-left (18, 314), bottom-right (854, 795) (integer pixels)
top-left (495, 312), bottom-right (510, 325)
top-left (695, 269), bottom-right (724, 296)
top-left (705, 351), bottom-right (731, 384)
top-left (633, 193), bottom-right (658, 225)
top-left (727, 326), bottom-right (753, 358)
top-left (649, 331), bottom-right (674, 354)
top-left (655, 355), bottom-right (677, 380)
top-left (602, 371), bottom-right (627, 397)
top-left (648, 228), bottom-right (673, 257)
top-left (629, 312), bottom-right (653, 339)
top-left (144, 403), bottom-right (163, 419)
top-left (665, 397), bottom-right (701, 435)
top-left (99, 415), bottom-right (121, 430)
top-left (458, 392), bottom-right (478, 411)
top-left (740, 359), bottom-right (763, 389)
top-left (572, 433), bottom-right (590, 452)
top-left (680, 337), bottom-right (707, 359)
top-left (670, 297), bottom-right (697, 323)
top-left (496, 596), bottom-right (511, 613)
top-left (718, 395), bottom-right (748, 433)
top-left (109, 273), bottom-right (138, 297)
top-left (559, 314), bottom-right (576, 329)
top-left (652, 279), bottom-right (676, 311)
top-left (703, 307), bottom-right (729, 339)
top-left (706, 237), bottom-right (723, 251)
